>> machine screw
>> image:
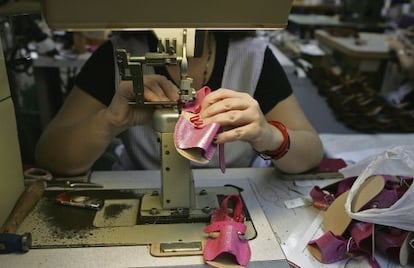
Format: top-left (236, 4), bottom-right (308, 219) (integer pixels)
top-left (202, 206), bottom-right (212, 214)
top-left (150, 208), bottom-right (159, 215)
top-left (199, 189), bottom-right (207, 195)
top-left (176, 208), bottom-right (184, 214)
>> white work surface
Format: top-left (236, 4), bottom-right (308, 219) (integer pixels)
top-left (320, 133), bottom-right (414, 164)
top-left (315, 29), bottom-right (391, 59)
top-left (1, 168), bottom-right (289, 268)
top-left (0, 166), bottom-right (406, 267)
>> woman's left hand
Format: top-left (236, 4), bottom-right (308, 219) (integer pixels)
top-left (199, 88), bottom-right (281, 152)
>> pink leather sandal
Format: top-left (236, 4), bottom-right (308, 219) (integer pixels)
top-left (308, 222), bottom-right (380, 267)
top-left (308, 175), bottom-right (413, 267)
top-left (203, 195), bottom-right (251, 266)
top-left (174, 86), bottom-right (225, 173)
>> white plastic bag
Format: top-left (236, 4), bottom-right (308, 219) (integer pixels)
top-left (340, 145), bottom-right (414, 232)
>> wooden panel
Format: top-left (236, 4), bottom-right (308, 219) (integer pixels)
top-left (0, 40), bottom-right (10, 100)
top-left (0, 98), bottom-right (24, 226)
top-left (42, 0), bottom-right (292, 30)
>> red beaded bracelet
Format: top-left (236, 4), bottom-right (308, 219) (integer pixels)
top-left (256, 121), bottom-right (290, 160)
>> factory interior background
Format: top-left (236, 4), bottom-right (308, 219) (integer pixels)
top-left (1, 0), bottom-right (414, 170)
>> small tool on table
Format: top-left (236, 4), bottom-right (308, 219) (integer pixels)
top-left (24, 167), bottom-right (102, 188)
top-left (0, 232), bottom-right (32, 254)
top-left (0, 168), bottom-right (103, 253)
top-left (0, 180), bottom-right (45, 254)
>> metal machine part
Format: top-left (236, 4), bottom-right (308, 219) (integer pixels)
top-left (115, 28), bottom-right (208, 221)
top-left (151, 109), bottom-right (193, 210)
top-left (56, 193), bottom-right (104, 210)
top-left (16, 180), bottom-right (256, 251)
top-left (116, 28), bottom-right (196, 107)
top-left (139, 109), bottom-right (224, 223)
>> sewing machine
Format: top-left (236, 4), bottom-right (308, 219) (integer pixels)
top-left (0, 0), bottom-right (293, 266)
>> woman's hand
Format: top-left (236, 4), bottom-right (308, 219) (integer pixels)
top-left (199, 88), bottom-right (283, 152)
top-left (106, 74), bottom-right (180, 134)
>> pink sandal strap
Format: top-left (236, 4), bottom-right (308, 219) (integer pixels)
top-left (308, 222), bottom-right (380, 266)
top-left (203, 195), bottom-right (251, 266)
top-left (308, 231), bottom-right (348, 264)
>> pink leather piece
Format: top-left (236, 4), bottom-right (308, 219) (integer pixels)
top-left (175, 115), bottom-right (220, 161)
top-left (348, 223), bottom-right (381, 268)
top-left (349, 222), bottom-right (373, 247)
top-left (203, 195), bottom-right (251, 266)
top-left (211, 195), bottom-right (244, 223)
top-left (375, 228), bottom-right (410, 260)
top-left (309, 185), bottom-right (335, 210)
top-left (310, 175), bottom-right (413, 211)
top-left (310, 176), bottom-right (357, 210)
top-left (362, 188), bottom-right (398, 210)
top-left (308, 231), bottom-right (348, 264)
top-left (203, 221), bottom-right (251, 266)
top-left (308, 222), bottom-right (381, 268)
top-left (219, 143), bottom-right (225, 173)
top-left (174, 86), bottom-right (226, 171)
top-left (308, 175), bottom-right (413, 267)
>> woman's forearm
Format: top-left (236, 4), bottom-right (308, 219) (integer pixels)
top-left (272, 129), bottom-right (323, 174)
top-left (35, 109), bottom-right (116, 176)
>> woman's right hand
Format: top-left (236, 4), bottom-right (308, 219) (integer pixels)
top-left (106, 74), bottom-right (180, 135)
